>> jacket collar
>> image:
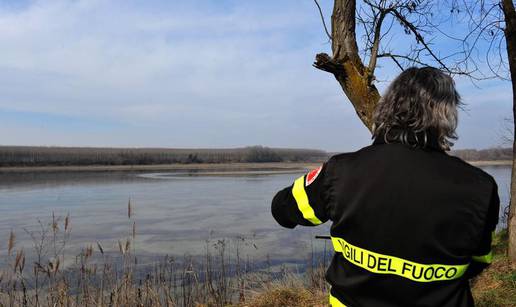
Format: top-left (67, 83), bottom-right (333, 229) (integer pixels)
top-left (372, 127), bottom-right (445, 152)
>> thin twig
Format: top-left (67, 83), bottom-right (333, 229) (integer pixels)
top-left (390, 9), bottom-right (452, 73)
top-left (313, 0), bottom-right (332, 41)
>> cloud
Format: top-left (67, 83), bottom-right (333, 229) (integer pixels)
top-left (0, 1), bottom-right (327, 117)
top-left (0, 0), bottom-right (511, 151)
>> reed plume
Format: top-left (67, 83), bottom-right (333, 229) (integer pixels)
top-left (7, 230), bottom-right (15, 256)
top-left (128, 198), bottom-right (132, 219)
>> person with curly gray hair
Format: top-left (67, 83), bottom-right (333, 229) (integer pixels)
top-left (372, 66), bottom-right (461, 151)
top-left (271, 66), bottom-right (499, 307)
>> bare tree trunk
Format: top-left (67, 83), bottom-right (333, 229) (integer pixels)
top-left (501, 0), bottom-right (516, 262)
top-left (313, 0), bottom-right (381, 130)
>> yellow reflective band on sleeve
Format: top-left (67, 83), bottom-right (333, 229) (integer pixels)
top-left (291, 175), bottom-right (322, 225)
top-left (329, 293), bottom-right (347, 307)
top-left (331, 236), bottom-right (469, 282)
top-left (472, 251), bottom-right (493, 263)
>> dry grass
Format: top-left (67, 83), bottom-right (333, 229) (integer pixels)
top-left (472, 230), bottom-right (516, 307)
top-left (243, 230), bottom-right (516, 307)
top-left (0, 203), bottom-right (330, 307)
top-left (239, 273), bottom-right (327, 307)
top-left (3, 204), bottom-right (512, 307)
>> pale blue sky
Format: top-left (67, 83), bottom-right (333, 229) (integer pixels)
top-left (0, 0), bottom-right (512, 151)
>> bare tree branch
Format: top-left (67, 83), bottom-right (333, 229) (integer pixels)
top-left (311, 0), bottom-right (511, 130)
top-left (368, 8), bottom-right (391, 76)
top-left (313, 0), bottom-right (333, 41)
top-left (377, 52), bottom-right (427, 66)
top-left (390, 9), bottom-right (453, 73)
top-left (313, 53), bottom-right (346, 74)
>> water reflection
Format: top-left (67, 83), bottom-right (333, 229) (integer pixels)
top-left (0, 169), bottom-right (328, 266)
top-left (0, 165), bottom-right (510, 264)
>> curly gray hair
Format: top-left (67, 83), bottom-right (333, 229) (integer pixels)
top-left (371, 66), bottom-right (463, 151)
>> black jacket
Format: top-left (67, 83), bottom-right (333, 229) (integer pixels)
top-left (271, 132), bottom-right (499, 307)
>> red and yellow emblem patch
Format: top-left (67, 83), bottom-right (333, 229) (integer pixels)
top-left (305, 165), bottom-right (322, 186)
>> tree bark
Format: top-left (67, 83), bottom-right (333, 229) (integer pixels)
top-left (314, 0), bottom-right (381, 130)
top-left (501, 0), bottom-right (516, 263)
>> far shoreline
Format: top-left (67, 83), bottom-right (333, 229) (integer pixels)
top-left (468, 160), bottom-right (512, 166)
top-left (0, 160), bottom-right (511, 173)
top-left (0, 162), bottom-right (320, 174)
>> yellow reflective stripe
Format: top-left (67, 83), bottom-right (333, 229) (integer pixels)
top-left (472, 231), bottom-right (496, 263)
top-left (291, 175), bottom-right (322, 225)
top-left (329, 293), bottom-right (347, 307)
top-left (331, 236), bottom-right (469, 282)
top-left (472, 250), bottom-right (493, 263)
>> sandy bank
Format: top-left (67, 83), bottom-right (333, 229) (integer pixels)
top-left (0, 160), bottom-right (511, 173)
top-left (0, 162), bottom-right (322, 173)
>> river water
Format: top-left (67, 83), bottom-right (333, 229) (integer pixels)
top-left (0, 165), bottom-right (510, 265)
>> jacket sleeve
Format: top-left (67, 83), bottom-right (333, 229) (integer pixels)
top-left (465, 179), bottom-right (500, 279)
top-left (271, 159), bottom-right (332, 228)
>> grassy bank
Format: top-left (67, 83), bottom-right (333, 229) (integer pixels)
top-left (471, 230), bottom-right (516, 306)
top-left (241, 230), bottom-right (516, 307)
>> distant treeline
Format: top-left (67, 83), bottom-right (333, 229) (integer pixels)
top-left (0, 145), bottom-right (511, 167)
top-left (0, 145), bottom-right (329, 166)
top-left (450, 147), bottom-right (512, 161)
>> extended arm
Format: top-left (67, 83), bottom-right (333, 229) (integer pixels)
top-left (271, 160), bottom-right (332, 228)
